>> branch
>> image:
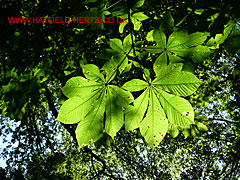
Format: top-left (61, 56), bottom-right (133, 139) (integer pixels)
top-left (127, 1), bottom-right (136, 57)
top-left (90, 153), bottom-right (99, 180)
top-left (44, 86), bottom-right (78, 143)
top-left (208, 118), bottom-right (239, 125)
top-left (106, 0), bottom-right (123, 10)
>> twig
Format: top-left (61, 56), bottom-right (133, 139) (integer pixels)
top-left (106, 0), bottom-right (123, 10)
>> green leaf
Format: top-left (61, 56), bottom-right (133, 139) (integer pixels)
top-left (167, 53), bottom-right (185, 63)
top-left (215, 34), bottom-right (226, 44)
top-left (119, 57), bottom-right (129, 73)
top-left (109, 85), bottom-right (134, 108)
top-left (123, 34), bottom-right (134, 52)
top-left (119, 21), bottom-right (127, 33)
top-left (140, 89), bottom-right (168, 148)
top-left (182, 62), bottom-right (195, 73)
top-left (188, 45), bottom-right (211, 63)
top-left (130, 12), bottom-right (148, 31)
top-left (153, 52), bottom-right (167, 76)
top-left (105, 86), bottom-right (134, 138)
top-left (132, 0), bottom-right (145, 9)
top-left (153, 71), bottom-right (202, 96)
top-left (196, 122), bottom-right (208, 131)
top-left (195, 116), bottom-right (208, 121)
top-left (154, 63), bottom-right (183, 79)
top-left (131, 17), bottom-right (142, 31)
top-left (62, 76), bottom-right (103, 98)
top-left (191, 126), bottom-right (200, 138)
top-left (105, 87), bottom-right (124, 139)
top-left (122, 79), bottom-right (148, 92)
top-left (101, 57), bottom-right (118, 82)
top-left (84, 0), bottom-right (98, 4)
top-left (132, 61), bottom-right (140, 67)
top-left (146, 30), bottom-right (154, 41)
top-left (125, 89), bottom-right (149, 131)
top-left (194, 9), bottom-right (204, 15)
top-left (149, 29), bottom-right (211, 64)
top-left (168, 124), bottom-right (179, 138)
top-left (178, 32), bottom-right (209, 48)
top-left (110, 38), bottom-right (124, 52)
top-left (182, 128), bottom-right (190, 138)
top-left (167, 31), bottom-right (188, 48)
top-left (132, 12), bottom-right (149, 21)
top-left (224, 35), bottom-right (240, 54)
top-left (153, 29), bottom-right (167, 49)
top-left (57, 89), bottom-right (102, 124)
top-left (157, 90), bottom-right (195, 127)
top-left (76, 92), bottom-right (106, 148)
top-left (143, 68), bottom-right (151, 82)
top-left (163, 12), bottom-right (174, 28)
top-left (123, 62), bottom-right (132, 73)
top-left (81, 64), bottom-right (105, 82)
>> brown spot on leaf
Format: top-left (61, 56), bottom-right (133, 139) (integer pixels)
top-left (147, 125), bottom-right (150, 128)
top-left (78, 83), bottom-right (81, 87)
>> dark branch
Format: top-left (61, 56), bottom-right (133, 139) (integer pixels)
top-left (209, 118), bottom-right (239, 124)
top-left (44, 86), bottom-right (78, 143)
top-left (127, 1), bottom-right (136, 57)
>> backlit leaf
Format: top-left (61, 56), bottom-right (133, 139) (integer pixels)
top-left (140, 89), bottom-right (168, 148)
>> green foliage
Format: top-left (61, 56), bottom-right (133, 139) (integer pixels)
top-left (145, 29), bottom-right (211, 64)
top-left (1, 0), bottom-right (240, 179)
top-left (56, 6), bottom-right (210, 149)
top-left (57, 64), bottom-right (134, 147)
top-left (58, 36), bottom-right (202, 148)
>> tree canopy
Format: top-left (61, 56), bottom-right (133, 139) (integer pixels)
top-left (0, 0), bottom-right (240, 179)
